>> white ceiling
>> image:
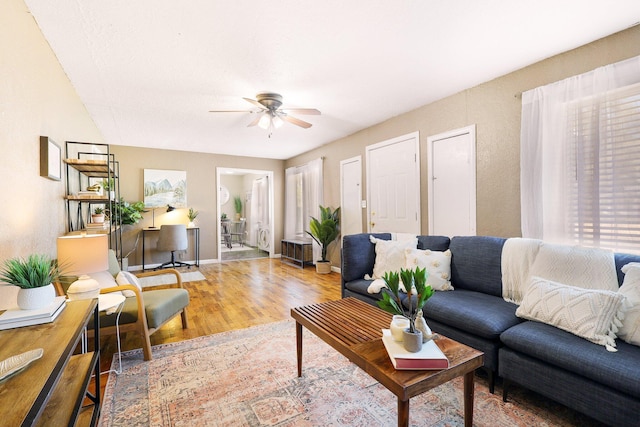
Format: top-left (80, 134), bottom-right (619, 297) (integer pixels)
top-left (25, 1), bottom-right (640, 160)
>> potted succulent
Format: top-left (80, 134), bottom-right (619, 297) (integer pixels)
top-left (378, 267), bottom-right (434, 352)
top-left (306, 205), bottom-right (340, 274)
top-left (91, 206), bottom-right (105, 224)
top-left (233, 196), bottom-right (242, 220)
top-left (0, 254), bottom-right (61, 310)
top-left (187, 207), bottom-right (199, 227)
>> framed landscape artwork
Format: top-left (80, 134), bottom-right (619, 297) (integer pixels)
top-left (144, 169), bottom-right (187, 208)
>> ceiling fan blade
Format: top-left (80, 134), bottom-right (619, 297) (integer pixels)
top-left (243, 97), bottom-right (267, 109)
top-left (281, 108), bottom-right (321, 115)
top-left (208, 110), bottom-right (253, 113)
top-left (246, 113), bottom-right (263, 127)
top-left (281, 114), bottom-right (312, 129)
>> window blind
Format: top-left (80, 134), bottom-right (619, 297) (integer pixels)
top-left (566, 82), bottom-right (640, 253)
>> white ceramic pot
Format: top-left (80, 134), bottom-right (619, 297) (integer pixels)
top-left (17, 283), bottom-right (55, 310)
top-left (390, 315), bottom-right (410, 342)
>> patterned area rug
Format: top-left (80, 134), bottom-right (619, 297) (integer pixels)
top-left (100, 321), bottom-right (604, 426)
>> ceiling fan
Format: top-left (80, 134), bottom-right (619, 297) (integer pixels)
top-left (209, 92), bottom-right (320, 137)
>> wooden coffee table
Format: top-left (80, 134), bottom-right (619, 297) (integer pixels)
top-left (291, 298), bottom-right (484, 427)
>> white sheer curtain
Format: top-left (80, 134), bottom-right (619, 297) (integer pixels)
top-left (249, 176), bottom-right (269, 247)
top-left (284, 158), bottom-right (324, 260)
top-left (521, 55), bottom-right (640, 251)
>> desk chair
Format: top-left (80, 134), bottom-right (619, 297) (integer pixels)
top-left (230, 218), bottom-right (247, 247)
top-left (157, 224), bottom-right (190, 269)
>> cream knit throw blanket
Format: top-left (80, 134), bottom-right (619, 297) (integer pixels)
top-left (501, 238), bottom-right (619, 304)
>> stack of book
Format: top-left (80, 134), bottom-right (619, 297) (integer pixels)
top-left (0, 297), bottom-right (66, 330)
top-left (86, 222), bottom-right (107, 230)
top-left (381, 329), bottom-right (449, 370)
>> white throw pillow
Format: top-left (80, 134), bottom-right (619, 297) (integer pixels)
top-left (619, 263), bottom-right (640, 346)
top-left (116, 270), bottom-right (143, 298)
top-left (516, 276), bottom-right (625, 350)
top-left (404, 248), bottom-right (453, 291)
top-left (87, 270), bottom-right (123, 296)
top-left (369, 236), bottom-right (417, 279)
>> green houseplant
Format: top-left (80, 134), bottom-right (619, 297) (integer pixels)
top-left (233, 196), bottom-right (242, 220)
top-left (0, 254), bottom-right (61, 309)
top-left (306, 205), bottom-right (340, 274)
top-left (109, 198), bottom-right (145, 225)
top-left (92, 206), bottom-right (105, 224)
top-left (187, 207), bottom-right (199, 227)
top-left (378, 266), bottom-right (434, 351)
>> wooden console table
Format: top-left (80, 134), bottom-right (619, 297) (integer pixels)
top-left (0, 299), bottom-right (101, 426)
top-left (281, 238), bottom-right (313, 268)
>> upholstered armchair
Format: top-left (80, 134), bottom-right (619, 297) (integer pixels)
top-left (55, 250), bottom-right (189, 361)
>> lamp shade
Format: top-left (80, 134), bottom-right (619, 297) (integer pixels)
top-left (57, 234), bottom-right (109, 276)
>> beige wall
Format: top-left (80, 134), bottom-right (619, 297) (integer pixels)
top-left (110, 145), bottom-right (284, 265)
top-left (286, 25), bottom-right (640, 267)
top-left (0, 0), bottom-right (106, 308)
top-left (3, 0), bottom-right (640, 280)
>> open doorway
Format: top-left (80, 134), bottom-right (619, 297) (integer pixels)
top-left (217, 167), bottom-right (274, 262)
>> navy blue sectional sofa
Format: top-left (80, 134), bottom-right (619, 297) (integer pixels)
top-left (341, 233), bottom-right (640, 426)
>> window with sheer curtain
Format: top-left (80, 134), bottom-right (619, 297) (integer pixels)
top-left (521, 55), bottom-right (640, 253)
top-left (284, 158), bottom-right (323, 258)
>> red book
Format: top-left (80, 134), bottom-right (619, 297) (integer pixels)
top-left (381, 329), bottom-right (449, 370)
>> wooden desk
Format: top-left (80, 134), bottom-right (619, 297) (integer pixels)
top-left (291, 298), bottom-right (484, 427)
top-left (141, 226), bottom-right (200, 270)
top-left (0, 299), bottom-right (100, 426)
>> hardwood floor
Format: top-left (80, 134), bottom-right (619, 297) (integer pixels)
top-left (97, 257), bottom-right (342, 372)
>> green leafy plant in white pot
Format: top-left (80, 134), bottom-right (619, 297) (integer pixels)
top-left (378, 266), bottom-right (434, 352)
top-left (187, 207), bottom-right (199, 227)
top-left (306, 205), bottom-right (340, 274)
top-left (92, 206), bottom-right (105, 224)
top-left (0, 254), bottom-right (61, 310)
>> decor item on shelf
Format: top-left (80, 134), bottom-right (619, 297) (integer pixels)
top-left (306, 205), bottom-right (340, 274)
top-left (390, 315), bottom-right (410, 342)
top-left (233, 196), bottom-right (242, 220)
top-left (109, 198), bottom-right (145, 225)
top-left (0, 254), bottom-right (61, 310)
top-left (378, 267), bottom-right (434, 352)
top-left (221, 213), bottom-right (228, 221)
top-left (102, 178), bottom-right (116, 200)
top-left (0, 348), bottom-right (44, 381)
top-left (92, 207), bottom-right (105, 224)
top-left (57, 234), bottom-right (109, 300)
top-left (187, 207), bottom-right (199, 227)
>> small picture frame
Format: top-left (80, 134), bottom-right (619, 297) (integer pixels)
top-left (40, 136), bottom-right (61, 181)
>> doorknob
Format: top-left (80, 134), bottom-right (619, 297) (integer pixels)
top-left (370, 222), bottom-right (375, 228)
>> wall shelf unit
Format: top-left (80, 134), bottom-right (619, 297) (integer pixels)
top-left (64, 141), bottom-right (122, 262)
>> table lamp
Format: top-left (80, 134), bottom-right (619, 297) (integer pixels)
top-left (57, 234), bottom-right (109, 300)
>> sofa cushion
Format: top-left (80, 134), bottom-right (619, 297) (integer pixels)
top-left (116, 270), bottom-right (142, 297)
top-left (619, 263), bottom-right (640, 346)
top-left (500, 321), bottom-right (640, 397)
top-left (416, 235), bottom-right (450, 251)
top-left (449, 236), bottom-right (506, 296)
top-left (614, 252), bottom-right (640, 286)
top-left (341, 233), bottom-right (391, 283)
top-left (370, 236), bottom-right (417, 279)
top-left (516, 277), bottom-right (625, 349)
top-left (423, 289), bottom-right (520, 340)
top-left (404, 248), bottom-right (453, 290)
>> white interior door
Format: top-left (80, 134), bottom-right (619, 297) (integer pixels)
top-left (428, 125), bottom-right (476, 237)
top-left (366, 132), bottom-right (420, 234)
top-left (340, 156), bottom-right (363, 238)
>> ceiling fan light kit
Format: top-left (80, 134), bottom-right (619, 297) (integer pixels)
top-left (210, 92), bottom-right (320, 137)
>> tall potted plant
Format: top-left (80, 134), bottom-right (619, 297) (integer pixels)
top-left (306, 205), bottom-right (340, 274)
top-left (0, 254), bottom-right (61, 310)
top-left (378, 267), bottom-right (434, 352)
top-left (233, 196), bottom-right (242, 220)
